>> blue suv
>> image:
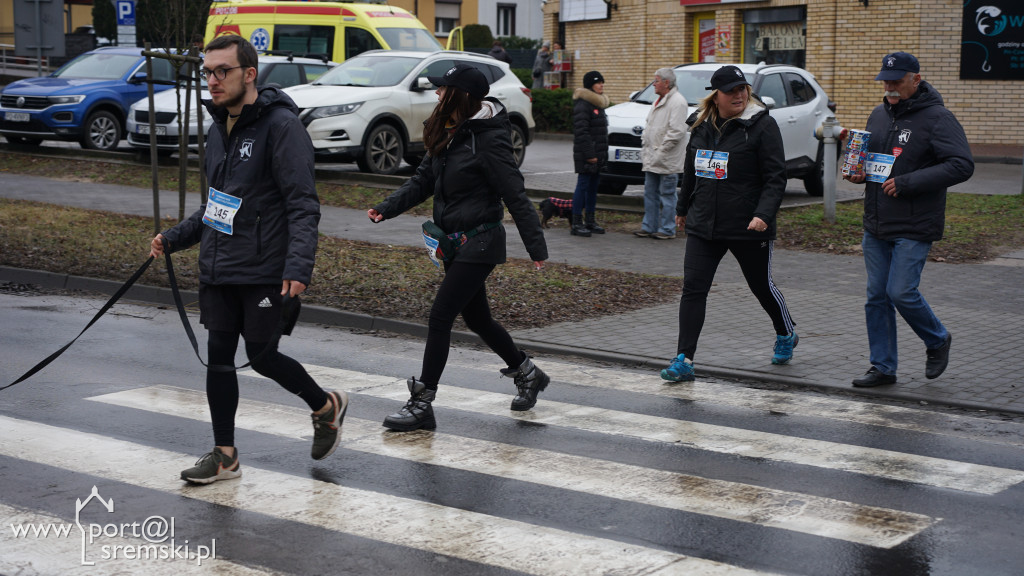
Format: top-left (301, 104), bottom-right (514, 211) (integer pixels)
top-left (0, 47), bottom-right (176, 151)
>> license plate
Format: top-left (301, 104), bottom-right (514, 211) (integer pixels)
top-left (614, 149), bottom-right (642, 162)
top-left (137, 124), bottom-right (166, 136)
top-left (5, 112), bottom-right (30, 122)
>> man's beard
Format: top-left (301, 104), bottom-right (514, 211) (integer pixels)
top-left (216, 77), bottom-right (248, 110)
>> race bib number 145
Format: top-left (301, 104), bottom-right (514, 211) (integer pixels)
top-left (203, 187), bottom-right (242, 235)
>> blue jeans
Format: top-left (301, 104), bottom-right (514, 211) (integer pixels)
top-left (862, 231), bottom-right (948, 375)
top-left (642, 172), bottom-right (678, 235)
top-left (572, 172), bottom-right (600, 216)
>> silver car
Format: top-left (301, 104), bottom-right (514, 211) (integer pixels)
top-left (126, 53), bottom-right (336, 151)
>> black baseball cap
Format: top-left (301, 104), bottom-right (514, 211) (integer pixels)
top-left (875, 52), bottom-right (920, 81)
top-left (427, 63), bottom-right (489, 100)
top-left (705, 65), bottom-right (750, 93)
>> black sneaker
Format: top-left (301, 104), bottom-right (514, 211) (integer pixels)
top-left (633, 229), bottom-right (652, 238)
top-left (383, 378), bottom-right (437, 431)
top-left (180, 447), bottom-right (241, 485)
top-left (925, 333), bottom-right (951, 379)
top-left (311, 390), bottom-right (348, 460)
top-left (852, 367), bottom-right (897, 388)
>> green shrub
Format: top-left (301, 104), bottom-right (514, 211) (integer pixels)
top-left (463, 24), bottom-right (494, 49)
top-left (498, 36), bottom-right (541, 50)
top-left (531, 88), bottom-right (573, 133)
top-left (511, 68), bottom-right (532, 87)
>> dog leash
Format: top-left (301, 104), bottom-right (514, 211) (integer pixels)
top-left (3, 249), bottom-right (299, 390)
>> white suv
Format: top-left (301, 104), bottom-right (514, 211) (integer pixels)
top-left (127, 53), bottom-right (336, 151)
top-left (602, 62), bottom-right (837, 196)
top-left (283, 50), bottom-right (535, 174)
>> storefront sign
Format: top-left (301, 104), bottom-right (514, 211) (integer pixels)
top-left (699, 19), bottom-right (716, 62)
top-left (754, 23), bottom-right (805, 52)
top-left (717, 24), bottom-right (732, 59)
top-left (960, 2), bottom-right (1024, 80)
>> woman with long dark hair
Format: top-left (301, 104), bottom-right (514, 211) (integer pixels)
top-left (366, 64), bottom-right (550, 431)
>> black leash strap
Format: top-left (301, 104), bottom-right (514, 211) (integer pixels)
top-left (162, 249), bottom-right (297, 373)
top-left (1, 257), bottom-right (155, 391)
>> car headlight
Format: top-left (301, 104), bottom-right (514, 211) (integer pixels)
top-left (48, 95), bottom-right (86, 105)
top-left (307, 102), bottom-right (363, 120)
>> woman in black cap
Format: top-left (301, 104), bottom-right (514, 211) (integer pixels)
top-left (570, 70), bottom-right (610, 237)
top-left (661, 64), bottom-right (798, 383)
top-left (366, 63), bottom-right (550, 431)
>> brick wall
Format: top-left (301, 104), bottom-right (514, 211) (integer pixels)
top-left (542, 0), bottom-right (1023, 148)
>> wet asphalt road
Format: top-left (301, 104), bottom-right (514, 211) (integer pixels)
top-left (2, 289), bottom-right (1024, 575)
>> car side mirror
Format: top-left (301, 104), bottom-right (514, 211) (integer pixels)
top-left (760, 95), bottom-right (777, 109)
top-left (414, 77), bottom-right (434, 92)
top-left (129, 71), bottom-right (147, 84)
top-left (629, 90), bottom-right (639, 100)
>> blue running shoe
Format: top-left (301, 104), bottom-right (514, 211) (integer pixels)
top-left (661, 354), bottom-right (695, 382)
top-left (772, 333), bottom-right (799, 365)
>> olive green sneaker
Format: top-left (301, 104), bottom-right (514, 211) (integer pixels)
top-left (311, 390), bottom-right (348, 460)
top-left (180, 447), bottom-right (241, 485)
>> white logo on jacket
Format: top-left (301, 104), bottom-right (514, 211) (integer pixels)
top-left (239, 139), bottom-right (255, 161)
top-left (898, 129), bottom-right (911, 145)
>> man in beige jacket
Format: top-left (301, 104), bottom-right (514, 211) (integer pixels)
top-left (635, 67), bottom-right (689, 240)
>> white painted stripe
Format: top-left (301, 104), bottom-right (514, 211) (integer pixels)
top-left (0, 416), bottom-right (773, 576)
top-left (515, 359), bottom-right (1024, 449)
top-left (276, 364), bottom-right (1024, 494)
top-left (0, 503), bottom-right (276, 575)
top-left (88, 385), bottom-right (937, 548)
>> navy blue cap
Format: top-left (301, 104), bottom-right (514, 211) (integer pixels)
top-left (875, 52), bottom-right (920, 81)
top-left (428, 63), bottom-right (489, 100)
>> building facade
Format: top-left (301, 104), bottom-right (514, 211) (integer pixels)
top-left (542, 0), bottom-right (1024, 148)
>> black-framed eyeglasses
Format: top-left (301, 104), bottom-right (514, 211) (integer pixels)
top-left (199, 65), bottom-right (243, 81)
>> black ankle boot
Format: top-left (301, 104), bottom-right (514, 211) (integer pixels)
top-left (570, 214), bottom-right (591, 237)
top-left (585, 213), bottom-right (605, 234)
top-left (502, 354), bottom-right (550, 411)
top-left (383, 377), bottom-right (437, 431)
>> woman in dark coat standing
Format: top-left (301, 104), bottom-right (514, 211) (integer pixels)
top-left (367, 64), bottom-right (550, 431)
top-left (570, 70), bottom-right (610, 237)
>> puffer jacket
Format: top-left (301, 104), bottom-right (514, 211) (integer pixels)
top-left (572, 87), bottom-right (609, 174)
top-left (862, 81), bottom-right (974, 242)
top-left (641, 87), bottom-right (688, 174)
top-left (161, 86), bottom-right (320, 286)
top-left (373, 98), bottom-right (548, 265)
top-left (678, 99), bottom-right (786, 241)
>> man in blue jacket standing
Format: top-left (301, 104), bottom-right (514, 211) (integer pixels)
top-left (149, 35), bottom-right (347, 483)
top-left (845, 52), bottom-right (974, 388)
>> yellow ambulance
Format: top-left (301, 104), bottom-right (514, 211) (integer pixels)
top-left (204, 1), bottom-right (450, 63)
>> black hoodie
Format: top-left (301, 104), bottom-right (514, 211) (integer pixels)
top-left (862, 81), bottom-right (974, 242)
top-left (161, 86), bottom-right (320, 286)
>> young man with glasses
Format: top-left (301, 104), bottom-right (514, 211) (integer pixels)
top-left (149, 34), bottom-right (347, 484)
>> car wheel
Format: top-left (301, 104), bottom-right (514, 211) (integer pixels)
top-left (357, 124), bottom-right (403, 175)
top-left (597, 180), bottom-right (628, 196)
top-left (403, 152), bottom-right (425, 167)
top-left (803, 164), bottom-right (825, 196)
top-left (81, 110), bottom-right (122, 151)
top-left (509, 123), bottom-right (526, 167)
top-left (5, 136), bottom-right (43, 146)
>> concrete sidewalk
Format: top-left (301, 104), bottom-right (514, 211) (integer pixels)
top-left (2, 171), bottom-right (1023, 415)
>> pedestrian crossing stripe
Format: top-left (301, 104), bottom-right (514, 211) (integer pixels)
top-left (0, 503), bottom-right (274, 576)
top-left (250, 364), bottom-right (1024, 495)
top-left (88, 385), bottom-right (937, 549)
top-left (0, 416), bottom-right (771, 576)
top-left (474, 359), bottom-right (1024, 449)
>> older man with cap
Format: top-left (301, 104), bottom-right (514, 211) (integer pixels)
top-left (635, 67), bottom-right (688, 240)
top-left (844, 52), bottom-right (974, 388)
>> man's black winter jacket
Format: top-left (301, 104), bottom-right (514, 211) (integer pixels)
top-left (161, 86), bottom-right (320, 286)
top-left (861, 81), bottom-right (974, 242)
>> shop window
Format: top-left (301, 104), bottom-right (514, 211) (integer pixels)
top-left (743, 7), bottom-right (806, 68)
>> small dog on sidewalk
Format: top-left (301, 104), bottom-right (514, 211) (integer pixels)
top-left (539, 197), bottom-right (573, 228)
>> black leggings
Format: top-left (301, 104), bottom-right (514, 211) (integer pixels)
top-left (677, 235), bottom-right (795, 360)
top-left (420, 261), bottom-right (524, 388)
top-left (207, 330), bottom-right (329, 447)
